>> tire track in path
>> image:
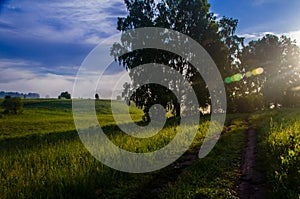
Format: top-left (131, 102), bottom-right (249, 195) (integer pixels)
top-left (237, 125), bottom-right (268, 199)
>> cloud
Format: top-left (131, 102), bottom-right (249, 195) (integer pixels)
top-left (0, 58), bottom-right (129, 98)
top-left (239, 31), bottom-right (275, 44)
top-left (0, 58), bottom-right (75, 97)
top-left (0, 67), bottom-right (75, 98)
top-left (252, 0), bottom-right (281, 6)
top-left (284, 30), bottom-right (300, 44)
top-left (0, 57), bottom-right (80, 76)
top-left (0, 58), bottom-right (41, 68)
top-left (239, 30), bottom-right (300, 46)
top-left (0, 0), bottom-right (127, 44)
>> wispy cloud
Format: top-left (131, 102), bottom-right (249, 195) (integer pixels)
top-left (0, 67), bottom-right (75, 98)
top-left (0, 58), bottom-right (129, 98)
top-left (239, 31), bottom-right (275, 44)
top-left (0, 58), bottom-right (41, 68)
top-left (0, 58), bottom-right (80, 76)
top-left (0, 0), bottom-right (127, 44)
top-left (0, 58), bottom-right (75, 97)
top-left (252, 0), bottom-right (281, 6)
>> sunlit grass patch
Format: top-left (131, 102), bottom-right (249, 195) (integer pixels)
top-left (250, 109), bottom-right (300, 198)
top-left (158, 121), bottom-right (247, 199)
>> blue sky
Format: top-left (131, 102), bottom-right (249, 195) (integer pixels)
top-left (0, 0), bottom-right (300, 97)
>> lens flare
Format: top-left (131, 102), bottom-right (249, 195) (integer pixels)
top-left (224, 67), bottom-right (264, 84)
top-left (245, 71), bottom-right (252, 77)
top-left (231, 73), bottom-right (243, 82)
top-left (224, 77), bottom-right (232, 84)
top-left (252, 67), bottom-right (264, 76)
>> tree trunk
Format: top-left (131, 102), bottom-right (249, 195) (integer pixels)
top-left (175, 102), bottom-right (181, 117)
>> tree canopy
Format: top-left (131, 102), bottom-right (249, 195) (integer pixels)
top-left (112, 0), bottom-right (243, 118)
top-left (238, 34), bottom-right (300, 108)
top-left (112, 0), bottom-right (300, 115)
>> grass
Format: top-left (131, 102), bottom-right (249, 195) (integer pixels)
top-left (250, 108), bottom-right (300, 199)
top-left (0, 99), bottom-right (143, 139)
top-left (158, 119), bottom-right (247, 199)
top-left (0, 99), bottom-right (209, 198)
top-left (1, 99), bottom-right (299, 198)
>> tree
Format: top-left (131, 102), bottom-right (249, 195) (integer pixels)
top-left (239, 34), bottom-right (300, 107)
top-left (95, 93), bottom-right (99, 100)
top-left (58, 91), bottom-right (71, 99)
top-left (111, 0), bottom-right (242, 119)
top-left (1, 96), bottom-right (23, 114)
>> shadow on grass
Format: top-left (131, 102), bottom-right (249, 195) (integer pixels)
top-left (0, 114), bottom-right (211, 152)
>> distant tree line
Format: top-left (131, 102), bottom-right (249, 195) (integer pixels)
top-left (0, 91), bottom-right (40, 99)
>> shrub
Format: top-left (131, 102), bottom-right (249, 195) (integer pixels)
top-left (58, 91), bottom-right (71, 99)
top-left (1, 96), bottom-right (23, 114)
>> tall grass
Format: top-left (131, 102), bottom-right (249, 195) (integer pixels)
top-left (250, 109), bottom-right (300, 198)
top-left (158, 119), bottom-right (247, 199)
top-left (0, 99), bottom-right (209, 198)
top-left (3, 99), bottom-right (298, 198)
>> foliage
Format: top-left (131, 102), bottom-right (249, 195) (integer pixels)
top-left (112, 0), bottom-right (243, 118)
top-left (58, 91), bottom-right (71, 99)
top-left (240, 34), bottom-right (300, 107)
top-left (1, 96), bottom-right (23, 114)
top-left (95, 93), bottom-right (99, 100)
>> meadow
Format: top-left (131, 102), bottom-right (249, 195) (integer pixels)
top-left (0, 99), bottom-right (299, 198)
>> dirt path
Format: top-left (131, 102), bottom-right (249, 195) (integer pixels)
top-left (135, 121), bottom-right (268, 199)
top-left (237, 127), bottom-right (268, 199)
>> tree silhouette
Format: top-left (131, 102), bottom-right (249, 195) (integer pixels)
top-left (111, 0), bottom-right (242, 119)
top-left (240, 34), bottom-right (300, 107)
top-left (58, 91), bottom-right (71, 99)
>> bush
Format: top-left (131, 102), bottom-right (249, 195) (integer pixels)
top-left (58, 91), bottom-right (71, 99)
top-left (1, 96), bottom-right (23, 114)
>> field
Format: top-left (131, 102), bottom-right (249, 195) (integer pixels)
top-left (0, 99), bottom-right (299, 198)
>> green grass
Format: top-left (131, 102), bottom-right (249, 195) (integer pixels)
top-left (0, 99), bottom-right (143, 139)
top-left (250, 108), bottom-right (300, 199)
top-left (158, 119), bottom-right (247, 199)
top-left (0, 99), bottom-right (209, 198)
top-left (1, 99), bottom-right (299, 198)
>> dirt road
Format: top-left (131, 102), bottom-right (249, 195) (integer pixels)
top-left (237, 127), bottom-right (268, 199)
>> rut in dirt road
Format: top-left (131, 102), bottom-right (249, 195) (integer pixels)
top-left (237, 127), bottom-right (267, 199)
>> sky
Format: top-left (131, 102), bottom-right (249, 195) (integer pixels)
top-left (0, 0), bottom-right (300, 98)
